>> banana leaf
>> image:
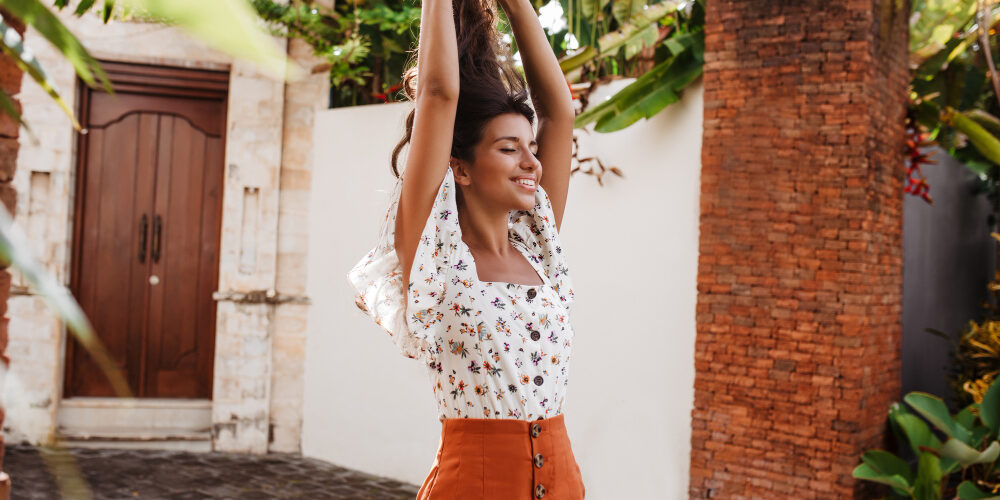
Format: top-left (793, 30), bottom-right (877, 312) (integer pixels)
top-left (559, 0), bottom-right (676, 73)
top-left (574, 37), bottom-right (701, 132)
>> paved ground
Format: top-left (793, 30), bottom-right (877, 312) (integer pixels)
top-left (5, 445), bottom-right (420, 499)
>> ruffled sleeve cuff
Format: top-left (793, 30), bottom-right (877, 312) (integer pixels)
top-left (348, 167), bottom-right (462, 362)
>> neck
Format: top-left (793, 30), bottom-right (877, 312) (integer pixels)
top-left (457, 192), bottom-right (512, 257)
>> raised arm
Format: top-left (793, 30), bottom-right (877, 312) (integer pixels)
top-left (498, 0), bottom-right (574, 231)
top-left (395, 0), bottom-right (461, 288)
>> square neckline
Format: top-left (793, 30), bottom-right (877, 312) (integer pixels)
top-left (459, 235), bottom-right (550, 288)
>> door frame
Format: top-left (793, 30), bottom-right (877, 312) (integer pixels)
top-left (64, 60), bottom-right (230, 399)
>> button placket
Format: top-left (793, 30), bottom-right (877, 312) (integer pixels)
top-left (529, 421), bottom-right (550, 499)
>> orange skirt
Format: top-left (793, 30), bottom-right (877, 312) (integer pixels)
top-left (416, 413), bottom-right (586, 499)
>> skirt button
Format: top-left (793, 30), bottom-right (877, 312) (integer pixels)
top-left (530, 423), bottom-right (542, 438)
top-left (533, 453), bottom-right (544, 468)
top-left (535, 483), bottom-right (546, 498)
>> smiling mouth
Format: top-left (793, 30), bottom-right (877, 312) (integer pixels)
top-left (513, 178), bottom-right (536, 190)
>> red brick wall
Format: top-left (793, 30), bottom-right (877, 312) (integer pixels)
top-left (690, 0), bottom-right (910, 497)
top-left (0, 7), bottom-right (24, 500)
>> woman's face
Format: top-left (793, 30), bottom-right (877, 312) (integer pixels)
top-left (453, 112), bottom-right (542, 212)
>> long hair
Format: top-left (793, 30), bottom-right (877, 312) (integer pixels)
top-left (390, 0), bottom-right (535, 178)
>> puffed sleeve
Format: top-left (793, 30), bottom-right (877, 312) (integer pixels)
top-left (508, 183), bottom-right (576, 311)
top-left (347, 167), bottom-right (461, 362)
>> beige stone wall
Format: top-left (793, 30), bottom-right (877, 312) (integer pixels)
top-left (3, 9), bottom-right (325, 454)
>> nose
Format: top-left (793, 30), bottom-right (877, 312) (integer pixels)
top-left (523, 152), bottom-right (541, 170)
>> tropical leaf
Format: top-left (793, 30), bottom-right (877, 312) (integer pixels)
top-left (905, 390), bottom-right (975, 445)
top-left (941, 106), bottom-right (1000, 172)
top-left (982, 375), bottom-right (1000, 435)
top-left (117, 0), bottom-right (301, 80)
top-left (0, 89), bottom-right (26, 133)
top-left (957, 480), bottom-right (1000, 499)
top-left (559, 0), bottom-right (675, 73)
top-left (0, 17), bottom-right (80, 129)
top-left (611, 0), bottom-right (641, 25)
top-left (852, 462), bottom-right (913, 496)
top-left (912, 451), bottom-right (943, 500)
top-left (0, 0), bottom-right (111, 91)
top-left (72, 0), bottom-right (97, 16)
top-left (860, 449), bottom-right (914, 485)
top-left (895, 411), bottom-right (944, 455)
top-left (940, 438), bottom-right (1000, 467)
top-left (623, 23), bottom-right (657, 60)
top-left (909, 0), bottom-right (977, 62)
top-left (575, 39), bottom-right (701, 132)
top-left (0, 196), bottom-right (130, 397)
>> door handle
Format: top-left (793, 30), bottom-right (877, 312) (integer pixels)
top-left (138, 214), bottom-right (148, 263)
top-left (151, 214), bottom-right (162, 263)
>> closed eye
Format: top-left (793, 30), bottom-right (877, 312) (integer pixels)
top-left (501, 148), bottom-right (540, 158)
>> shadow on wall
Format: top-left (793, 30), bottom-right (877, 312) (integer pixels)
top-left (902, 145), bottom-right (997, 408)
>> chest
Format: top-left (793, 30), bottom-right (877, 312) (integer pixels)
top-left (463, 241), bottom-right (545, 286)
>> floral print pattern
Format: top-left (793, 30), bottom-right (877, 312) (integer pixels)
top-left (348, 166), bottom-right (576, 420)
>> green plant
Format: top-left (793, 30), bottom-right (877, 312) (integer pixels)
top-left (556, 0), bottom-right (704, 132)
top-left (252, 0), bottom-right (420, 107)
top-left (853, 375), bottom-right (1000, 499)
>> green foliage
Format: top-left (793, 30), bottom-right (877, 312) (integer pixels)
top-left (560, 0), bottom-right (704, 132)
top-left (252, 0), bottom-right (419, 107)
top-left (854, 377), bottom-right (1000, 499)
top-left (907, 2), bottom-right (1000, 206)
top-left (930, 248), bottom-right (1000, 411)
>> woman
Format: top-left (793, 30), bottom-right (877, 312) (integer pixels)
top-left (348, 0), bottom-right (582, 495)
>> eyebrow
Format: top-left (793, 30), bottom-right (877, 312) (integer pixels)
top-left (493, 136), bottom-right (537, 146)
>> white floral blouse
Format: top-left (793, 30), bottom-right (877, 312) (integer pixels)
top-left (348, 166), bottom-right (576, 420)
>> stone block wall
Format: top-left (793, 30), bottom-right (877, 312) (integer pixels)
top-left (689, 0), bottom-right (910, 497)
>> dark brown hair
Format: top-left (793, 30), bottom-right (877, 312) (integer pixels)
top-left (390, 0), bottom-right (535, 178)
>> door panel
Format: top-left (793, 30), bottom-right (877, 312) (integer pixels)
top-left (67, 63), bottom-right (228, 399)
top-left (146, 115), bottom-right (223, 398)
top-left (69, 113), bottom-right (155, 397)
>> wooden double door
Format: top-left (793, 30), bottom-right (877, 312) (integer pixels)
top-left (65, 62), bottom-right (229, 399)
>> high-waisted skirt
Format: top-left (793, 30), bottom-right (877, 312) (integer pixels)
top-left (416, 413), bottom-right (586, 499)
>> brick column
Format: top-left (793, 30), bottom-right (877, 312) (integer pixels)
top-left (690, 0), bottom-right (909, 497)
top-left (0, 8), bottom-right (23, 500)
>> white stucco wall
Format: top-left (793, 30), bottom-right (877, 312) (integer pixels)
top-left (303, 79), bottom-right (703, 498)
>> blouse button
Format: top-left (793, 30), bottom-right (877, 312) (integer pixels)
top-left (526, 288), bottom-right (537, 299)
top-left (533, 453), bottom-right (545, 468)
top-left (530, 330), bottom-right (541, 341)
top-left (535, 483), bottom-right (546, 498)
top-left (530, 423), bottom-right (542, 438)
top-left (533, 375), bottom-right (544, 386)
